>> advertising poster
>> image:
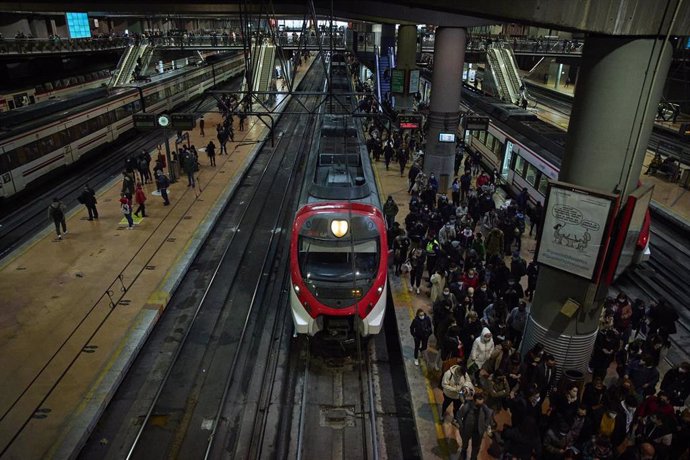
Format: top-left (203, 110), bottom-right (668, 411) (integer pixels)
top-left (537, 181), bottom-right (618, 281)
top-left (408, 69), bottom-right (420, 94)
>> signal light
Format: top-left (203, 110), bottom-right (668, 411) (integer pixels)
top-left (330, 219), bottom-right (349, 238)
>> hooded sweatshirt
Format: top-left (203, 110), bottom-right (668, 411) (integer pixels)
top-left (470, 327), bottom-right (495, 369)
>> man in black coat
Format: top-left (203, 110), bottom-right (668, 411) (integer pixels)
top-left (532, 354), bottom-right (557, 401)
top-left (78, 184), bottom-right (98, 220)
top-left (410, 309), bottom-right (433, 366)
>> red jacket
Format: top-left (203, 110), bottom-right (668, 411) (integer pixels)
top-left (135, 188), bottom-right (147, 204)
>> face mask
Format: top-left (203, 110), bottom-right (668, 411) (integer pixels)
top-left (443, 292), bottom-right (450, 297)
top-left (483, 336), bottom-right (491, 343)
top-left (481, 287), bottom-right (487, 292)
top-left (418, 314), bottom-right (425, 319)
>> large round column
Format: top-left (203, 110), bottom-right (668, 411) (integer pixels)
top-left (423, 27), bottom-right (466, 192)
top-left (523, 35), bottom-right (673, 374)
top-left (395, 24), bottom-right (418, 110)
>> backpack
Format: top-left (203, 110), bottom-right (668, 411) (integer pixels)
top-left (51, 206), bottom-right (64, 221)
top-left (158, 175), bottom-right (170, 188)
top-left (121, 202), bottom-right (131, 214)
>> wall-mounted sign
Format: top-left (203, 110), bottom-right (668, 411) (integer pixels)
top-left (391, 69), bottom-right (405, 94)
top-left (536, 181), bottom-right (619, 282)
top-left (463, 115), bottom-right (490, 131)
top-left (408, 69), bottom-right (420, 94)
top-left (438, 133), bottom-right (455, 143)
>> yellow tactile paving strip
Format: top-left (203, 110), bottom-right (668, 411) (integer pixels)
top-left (0, 56), bottom-right (315, 459)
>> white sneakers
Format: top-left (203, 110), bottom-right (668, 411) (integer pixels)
top-left (414, 359), bottom-right (419, 366)
top-left (57, 235), bottom-right (62, 240)
top-left (416, 288), bottom-right (420, 294)
top-left (409, 286), bottom-right (413, 292)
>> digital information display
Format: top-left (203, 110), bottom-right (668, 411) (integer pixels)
top-left (66, 12), bottom-right (91, 38)
top-left (438, 133), bottom-right (455, 143)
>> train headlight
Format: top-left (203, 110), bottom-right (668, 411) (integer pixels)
top-left (377, 286), bottom-right (384, 295)
top-left (293, 284), bottom-right (300, 294)
top-left (330, 220), bottom-right (348, 238)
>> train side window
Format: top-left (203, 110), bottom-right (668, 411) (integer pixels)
top-left (0, 153), bottom-right (11, 174)
top-left (478, 130), bottom-right (487, 144)
top-left (514, 155), bottom-right (526, 177)
top-left (525, 164), bottom-right (538, 186)
top-left (537, 174), bottom-right (549, 197)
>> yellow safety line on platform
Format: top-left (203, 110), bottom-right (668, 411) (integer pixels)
top-left (370, 155), bottom-right (450, 459)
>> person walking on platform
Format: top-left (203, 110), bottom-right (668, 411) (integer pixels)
top-left (156, 171), bottom-right (170, 206)
top-left (78, 184), bottom-right (98, 220)
top-left (206, 140), bottom-right (216, 166)
top-left (383, 196), bottom-right (399, 231)
top-left (120, 196), bottom-right (134, 229)
top-left (133, 183), bottom-right (147, 218)
top-left (48, 197), bottom-right (67, 240)
top-left (199, 116), bottom-right (205, 137)
top-left (410, 308), bottom-right (433, 366)
top-left (455, 392), bottom-right (495, 460)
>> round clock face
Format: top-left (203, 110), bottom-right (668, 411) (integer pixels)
top-left (157, 114), bottom-right (170, 127)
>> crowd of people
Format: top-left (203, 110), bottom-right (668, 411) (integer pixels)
top-left (368, 123), bottom-right (689, 458)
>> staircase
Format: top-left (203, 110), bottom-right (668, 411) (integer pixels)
top-left (109, 44), bottom-right (150, 87)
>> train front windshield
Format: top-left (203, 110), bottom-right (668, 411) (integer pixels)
top-left (298, 237), bottom-right (380, 282)
top-left (296, 212), bottom-right (382, 305)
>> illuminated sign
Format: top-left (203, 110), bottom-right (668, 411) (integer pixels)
top-left (398, 114), bottom-right (422, 129)
top-left (66, 12), bottom-right (91, 38)
top-left (438, 133), bottom-right (455, 143)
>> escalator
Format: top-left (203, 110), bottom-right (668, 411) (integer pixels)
top-left (252, 44), bottom-right (276, 101)
top-left (109, 44), bottom-right (150, 87)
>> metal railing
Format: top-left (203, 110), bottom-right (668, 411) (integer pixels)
top-left (0, 36), bottom-right (129, 55)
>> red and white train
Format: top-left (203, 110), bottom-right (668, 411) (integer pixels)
top-left (289, 85), bottom-right (388, 340)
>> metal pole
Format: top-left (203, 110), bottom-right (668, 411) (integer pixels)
top-left (163, 129), bottom-right (176, 182)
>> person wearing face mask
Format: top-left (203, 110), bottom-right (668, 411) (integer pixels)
top-left (542, 420), bottom-right (572, 460)
top-left (507, 301), bottom-right (529, 346)
top-left (469, 327), bottom-right (495, 375)
top-left (614, 292), bottom-right (634, 345)
top-left (589, 312), bottom-right (620, 380)
top-left (441, 363), bottom-right (474, 420)
top-left (455, 391), bottom-right (495, 460)
top-left (473, 282), bottom-right (492, 318)
top-left (410, 308), bottom-right (433, 366)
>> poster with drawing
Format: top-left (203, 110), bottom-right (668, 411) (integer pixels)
top-left (537, 181), bottom-right (618, 281)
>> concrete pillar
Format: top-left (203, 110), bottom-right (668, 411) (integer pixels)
top-left (395, 24), bottom-right (418, 110)
top-left (423, 27), bottom-right (466, 192)
top-left (522, 35), bottom-right (673, 375)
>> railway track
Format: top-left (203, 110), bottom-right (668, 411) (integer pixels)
top-left (614, 210), bottom-right (690, 366)
top-left (79, 58), bottom-right (325, 459)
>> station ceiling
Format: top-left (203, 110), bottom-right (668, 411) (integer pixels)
top-left (2, 0), bottom-right (689, 35)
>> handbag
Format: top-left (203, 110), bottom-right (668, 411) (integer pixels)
top-left (401, 260), bottom-right (412, 273)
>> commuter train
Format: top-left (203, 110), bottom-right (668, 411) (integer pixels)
top-left (0, 53), bottom-right (244, 199)
top-left (290, 55), bottom-right (388, 339)
top-left (459, 86), bottom-right (651, 265)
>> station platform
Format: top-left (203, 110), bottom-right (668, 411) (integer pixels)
top-left (0, 55), bottom-right (315, 459)
top-left (371, 161), bottom-right (526, 459)
top-left (370, 151), bottom-right (685, 459)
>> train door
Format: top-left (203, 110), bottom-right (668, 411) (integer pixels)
top-left (0, 148), bottom-right (17, 197)
top-left (501, 140), bottom-right (514, 183)
top-left (64, 144), bottom-right (76, 165)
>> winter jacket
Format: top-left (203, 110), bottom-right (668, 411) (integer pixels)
top-left (442, 365), bottom-right (474, 400)
top-left (410, 315), bottom-right (432, 339)
top-left (485, 228), bottom-right (504, 259)
top-left (430, 272), bottom-right (446, 303)
top-left (455, 400), bottom-right (495, 441)
top-left (469, 327), bottom-right (495, 370)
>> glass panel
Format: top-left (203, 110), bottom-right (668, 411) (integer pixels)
top-left (525, 164), bottom-right (538, 186)
top-left (538, 175), bottom-right (549, 197)
top-left (514, 154), bottom-right (526, 177)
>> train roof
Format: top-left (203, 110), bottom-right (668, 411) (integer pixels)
top-left (461, 86), bottom-right (566, 168)
top-left (0, 55), bottom-right (238, 142)
top-left (0, 88), bottom-right (111, 130)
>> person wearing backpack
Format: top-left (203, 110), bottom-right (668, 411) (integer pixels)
top-left (120, 196), bottom-right (134, 229)
top-left (48, 197), bottom-right (67, 239)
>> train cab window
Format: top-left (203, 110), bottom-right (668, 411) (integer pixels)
top-left (514, 155), bottom-right (527, 177)
top-left (525, 164), bottom-right (538, 186)
top-left (478, 130), bottom-right (487, 144)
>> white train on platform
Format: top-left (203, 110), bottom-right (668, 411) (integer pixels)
top-left (0, 53), bottom-right (244, 199)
